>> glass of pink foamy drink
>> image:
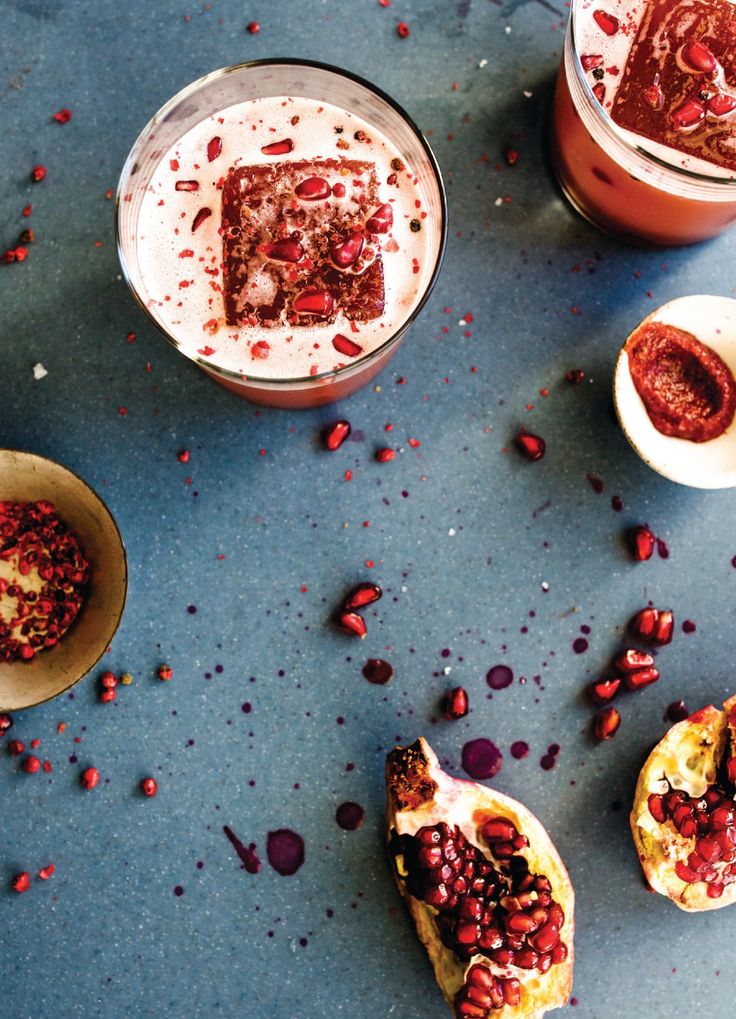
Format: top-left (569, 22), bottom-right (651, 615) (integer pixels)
top-left (551, 0), bottom-right (736, 245)
top-left (117, 61), bottom-right (446, 407)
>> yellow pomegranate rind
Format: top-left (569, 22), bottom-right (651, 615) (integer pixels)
top-left (630, 698), bottom-right (736, 912)
top-left (386, 737), bottom-right (574, 1019)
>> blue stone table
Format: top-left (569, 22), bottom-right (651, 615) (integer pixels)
top-left (2, 1), bottom-right (735, 1016)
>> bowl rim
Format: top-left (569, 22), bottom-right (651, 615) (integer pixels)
top-left (115, 57), bottom-right (449, 389)
top-left (0, 448), bottom-right (128, 711)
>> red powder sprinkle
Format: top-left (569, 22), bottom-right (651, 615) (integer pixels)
top-left (344, 470), bottom-right (353, 481)
top-left (396, 20), bottom-right (410, 36)
top-left (259, 448), bottom-right (267, 457)
top-left (31, 165), bottom-right (47, 182)
top-left (365, 559), bottom-right (375, 568)
top-left (118, 407), bottom-right (128, 417)
top-left (408, 437), bottom-right (421, 448)
top-left (22, 204), bottom-right (32, 217)
top-left (126, 332), bottom-right (136, 343)
top-left (53, 108), bottom-right (72, 123)
top-left (105, 189), bottom-right (113, 201)
top-left (505, 148), bottom-right (519, 165)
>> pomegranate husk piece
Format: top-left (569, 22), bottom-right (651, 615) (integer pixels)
top-left (386, 738), bottom-right (574, 1018)
top-left (631, 696), bottom-right (736, 912)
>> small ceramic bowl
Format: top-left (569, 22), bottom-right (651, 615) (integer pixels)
top-left (0, 450), bottom-right (127, 712)
top-left (614, 295), bottom-right (736, 489)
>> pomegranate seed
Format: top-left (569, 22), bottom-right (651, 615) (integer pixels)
top-left (588, 677), bottom-right (621, 704)
top-left (581, 54), bottom-right (603, 70)
top-left (158, 664), bottom-right (173, 681)
top-left (365, 203), bottom-right (393, 234)
top-left (695, 837), bottom-right (722, 863)
top-left (396, 20), bottom-right (410, 37)
top-left (707, 882), bottom-right (725, 898)
top-left (100, 670), bottom-right (117, 688)
top-left (344, 582), bottom-right (382, 610)
top-left (628, 525), bottom-right (655, 561)
top-left (648, 794), bottom-right (666, 823)
top-left (642, 83), bottom-right (664, 110)
top-left (80, 766), bottom-right (100, 790)
top-left (679, 39), bottom-right (717, 74)
top-left (207, 136), bottom-right (223, 162)
top-left (246, 20), bottom-right (260, 33)
top-left (23, 754), bottom-right (41, 773)
top-left (550, 942), bottom-right (568, 965)
top-left (141, 777), bottom-right (158, 797)
top-left (330, 232), bottom-right (364, 268)
top-left (675, 860), bottom-right (701, 883)
top-left (335, 611), bottom-right (367, 638)
top-left (565, 368), bottom-right (585, 384)
top-left (711, 806), bottom-right (736, 830)
top-left (375, 447), bottom-right (396, 463)
top-left (593, 706), bottom-right (621, 740)
top-left (175, 180), bottom-right (199, 191)
top-left (11, 872), bottom-right (30, 893)
top-left (615, 648), bottom-right (655, 673)
top-left (515, 431), bottom-right (545, 461)
top-left (708, 93), bottom-right (736, 116)
top-left (504, 147), bottom-right (519, 165)
top-left (625, 666), bottom-right (660, 690)
top-left (505, 911), bottom-right (539, 934)
top-left (8, 739), bottom-right (24, 756)
top-left (332, 182), bottom-right (346, 197)
top-left (295, 176), bottom-right (331, 200)
top-left (53, 108), bottom-right (72, 123)
top-left (630, 607), bottom-right (674, 646)
top-left (323, 420), bottom-right (352, 451)
top-left (191, 207), bottom-right (212, 232)
top-left (38, 864), bottom-right (55, 880)
top-left (262, 239), bottom-right (304, 262)
top-left (671, 98), bottom-right (706, 130)
top-left (261, 139), bottom-right (293, 155)
top-left (293, 289), bottom-right (334, 317)
top-left (178, 449), bottom-right (190, 463)
top-left (445, 686), bottom-right (469, 720)
top-left (100, 688), bottom-right (116, 704)
top-left (31, 165), bottom-right (47, 182)
top-left (482, 818), bottom-right (517, 843)
top-left (0, 713), bottom-right (13, 736)
top-left (593, 9), bottom-right (619, 34)
top-left (332, 333), bottom-right (363, 358)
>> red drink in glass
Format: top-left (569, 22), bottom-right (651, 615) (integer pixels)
top-left (551, 0), bottom-right (736, 245)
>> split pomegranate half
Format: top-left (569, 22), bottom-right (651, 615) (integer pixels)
top-left (386, 738), bottom-right (574, 1017)
top-left (631, 695), bottom-right (736, 911)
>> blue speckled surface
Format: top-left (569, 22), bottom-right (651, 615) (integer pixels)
top-left (3, 1), bottom-right (736, 1017)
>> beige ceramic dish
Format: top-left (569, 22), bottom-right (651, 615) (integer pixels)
top-left (0, 450), bottom-right (127, 712)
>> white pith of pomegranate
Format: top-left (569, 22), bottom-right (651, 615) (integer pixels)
top-left (631, 695), bottom-right (736, 912)
top-left (386, 738), bottom-right (574, 1018)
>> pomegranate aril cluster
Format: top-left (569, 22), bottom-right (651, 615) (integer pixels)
top-left (589, 605), bottom-right (675, 740)
top-left (648, 784), bottom-right (736, 899)
top-left (334, 582), bottom-right (382, 638)
top-left (0, 501), bottom-right (89, 661)
top-left (394, 817), bottom-right (567, 1009)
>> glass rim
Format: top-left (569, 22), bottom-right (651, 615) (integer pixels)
top-left (567, 8), bottom-right (736, 189)
top-left (115, 57), bottom-right (448, 388)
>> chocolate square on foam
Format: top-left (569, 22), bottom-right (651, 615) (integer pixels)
top-left (222, 158), bottom-right (385, 328)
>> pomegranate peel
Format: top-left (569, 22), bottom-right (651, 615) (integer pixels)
top-left (386, 738), bottom-right (574, 1018)
top-left (631, 696), bottom-right (736, 911)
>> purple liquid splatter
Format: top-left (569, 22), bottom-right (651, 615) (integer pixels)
top-left (223, 825), bottom-right (261, 873)
top-left (362, 659), bottom-right (394, 685)
top-left (266, 829), bottom-right (305, 876)
top-left (682, 619), bottom-right (696, 634)
top-left (486, 665), bottom-right (513, 690)
top-left (335, 801), bottom-right (365, 831)
top-left (510, 741), bottom-right (529, 760)
top-left (572, 637), bottom-right (588, 654)
top-left (462, 738), bottom-right (503, 780)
